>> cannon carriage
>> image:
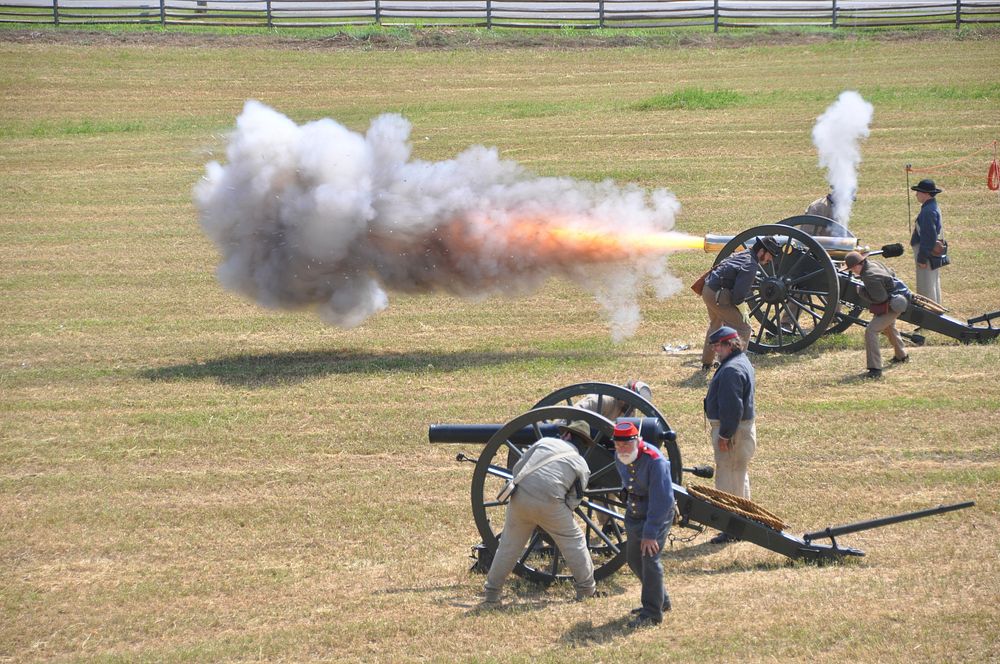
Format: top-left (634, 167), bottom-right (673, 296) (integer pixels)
top-left (707, 218), bottom-right (1000, 354)
top-left (430, 382), bottom-right (973, 585)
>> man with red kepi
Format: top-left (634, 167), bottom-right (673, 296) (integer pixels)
top-left (613, 421), bottom-right (674, 628)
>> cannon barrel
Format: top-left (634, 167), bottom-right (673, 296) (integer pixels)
top-left (703, 232), bottom-right (860, 258)
top-left (429, 417), bottom-right (674, 446)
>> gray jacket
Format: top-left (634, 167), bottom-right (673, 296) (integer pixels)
top-left (856, 260), bottom-right (897, 305)
top-left (512, 438), bottom-right (590, 509)
top-left (806, 195), bottom-right (834, 219)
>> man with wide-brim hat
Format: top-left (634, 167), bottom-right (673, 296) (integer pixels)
top-left (844, 251), bottom-right (910, 379)
top-left (557, 420), bottom-right (594, 447)
top-left (909, 178), bottom-right (946, 304)
top-left (700, 235), bottom-right (780, 370)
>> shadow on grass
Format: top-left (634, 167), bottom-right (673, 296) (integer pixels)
top-left (142, 348), bottom-right (575, 387)
top-left (561, 614), bottom-right (638, 644)
top-left (671, 546), bottom-right (796, 575)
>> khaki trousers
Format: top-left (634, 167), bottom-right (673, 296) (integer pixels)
top-left (914, 260), bottom-right (941, 304)
top-left (702, 286), bottom-right (752, 365)
top-left (866, 311), bottom-right (907, 370)
top-left (484, 491), bottom-right (595, 601)
top-left (709, 418), bottom-right (756, 499)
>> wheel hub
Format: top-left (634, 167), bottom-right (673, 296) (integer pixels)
top-left (759, 276), bottom-right (788, 304)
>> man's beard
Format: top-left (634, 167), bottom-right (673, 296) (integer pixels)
top-left (617, 448), bottom-right (638, 465)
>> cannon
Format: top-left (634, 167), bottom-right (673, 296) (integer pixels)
top-left (429, 382), bottom-right (974, 585)
top-left (703, 216), bottom-right (1000, 354)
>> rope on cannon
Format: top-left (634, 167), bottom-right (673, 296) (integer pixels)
top-left (911, 292), bottom-right (948, 315)
top-left (689, 484), bottom-right (788, 532)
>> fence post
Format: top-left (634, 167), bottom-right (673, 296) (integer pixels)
top-left (832, 0), bottom-right (838, 28)
top-left (53, 0), bottom-right (59, 25)
top-left (375, 0), bottom-right (381, 25)
top-left (159, 0), bottom-right (165, 25)
top-left (713, 0), bottom-right (719, 32)
top-left (486, 0), bottom-right (492, 29)
top-left (956, 0), bottom-right (962, 28)
top-left (266, 0), bottom-right (272, 28)
top-left (599, 0), bottom-right (604, 28)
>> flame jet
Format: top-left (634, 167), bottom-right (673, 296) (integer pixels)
top-left (195, 101), bottom-right (701, 340)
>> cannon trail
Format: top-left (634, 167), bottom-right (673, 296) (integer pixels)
top-left (195, 101), bottom-right (698, 340)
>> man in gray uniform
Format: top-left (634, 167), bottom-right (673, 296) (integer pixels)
top-left (483, 437), bottom-right (596, 605)
top-left (845, 251), bottom-right (910, 379)
top-left (805, 191), bottom-right (835, 220)
top-left (574, 379), bottom-right (652, 420)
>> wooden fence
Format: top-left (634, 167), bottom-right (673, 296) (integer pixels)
top-left (2, 0), bottom-right (999, 30)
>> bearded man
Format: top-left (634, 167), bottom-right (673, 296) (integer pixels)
top-left (613, 421), bottom-right (674, 628)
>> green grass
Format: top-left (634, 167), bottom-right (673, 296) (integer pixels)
top-left (1, 29), bottom-right (999, 663)
top-left (632, 87), bottom-right (746, 111)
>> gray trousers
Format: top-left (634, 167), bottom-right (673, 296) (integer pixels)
top-left (866, 311), bottom-right (907, 370)
top-left (709, 418), bottom-right (756, 499)
top-left (625, 514), bottom-right (671, 622)
top-left (914, 260), bottom-right (941, 304)
top-left (484, 491), bottom-right (595, 601)
top-left (702, 286), bottom-right (752, 365)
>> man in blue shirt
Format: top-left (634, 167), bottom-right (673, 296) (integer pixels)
top-left (613, 421), bottom-right (674, 628)
top-left (703, 326), bottom-right (757, 544)
top-left (701, 235), bottom-right (780, 370)
top-left (909, 178), bottom-right (946, 304)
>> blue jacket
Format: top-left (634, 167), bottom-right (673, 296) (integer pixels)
top-left (704, 350), bottom-right (756, 438)
top-left (615, 442), bottom-right (674, 540)
top-left (705, 249), bottom-right (759, 304)
top-left (910, 197), bottom-right (945, 269)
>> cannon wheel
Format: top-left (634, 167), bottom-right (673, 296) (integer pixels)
top-left (471, 405), bottom-right (628, 585)
top-left (716, 223), bottom-right (840, 354)
top-left (532, 381), bottom-right (681, 484)
top-left (778, 215), bottom-right (863, 335)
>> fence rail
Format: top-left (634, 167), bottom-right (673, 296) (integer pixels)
top-left (2, 0), bottom-right (998, 30)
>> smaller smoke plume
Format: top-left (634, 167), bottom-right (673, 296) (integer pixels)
top-left (811, 91), bottom-right (874, 227)
top-left (195, 101), bottom-right (700, 341)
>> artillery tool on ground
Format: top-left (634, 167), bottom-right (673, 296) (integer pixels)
top-left (429, 382), bottom-right (973, 584)
top-left (703, 216), bottom-right (1000, 354)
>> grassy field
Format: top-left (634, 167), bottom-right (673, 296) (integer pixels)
top-left (2, 28), bottom-right (999, 662)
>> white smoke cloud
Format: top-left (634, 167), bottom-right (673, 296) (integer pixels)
top-left (195, 100), bottom-right (687, 341)
top-left (811, 91), bottom-right (874, 227)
